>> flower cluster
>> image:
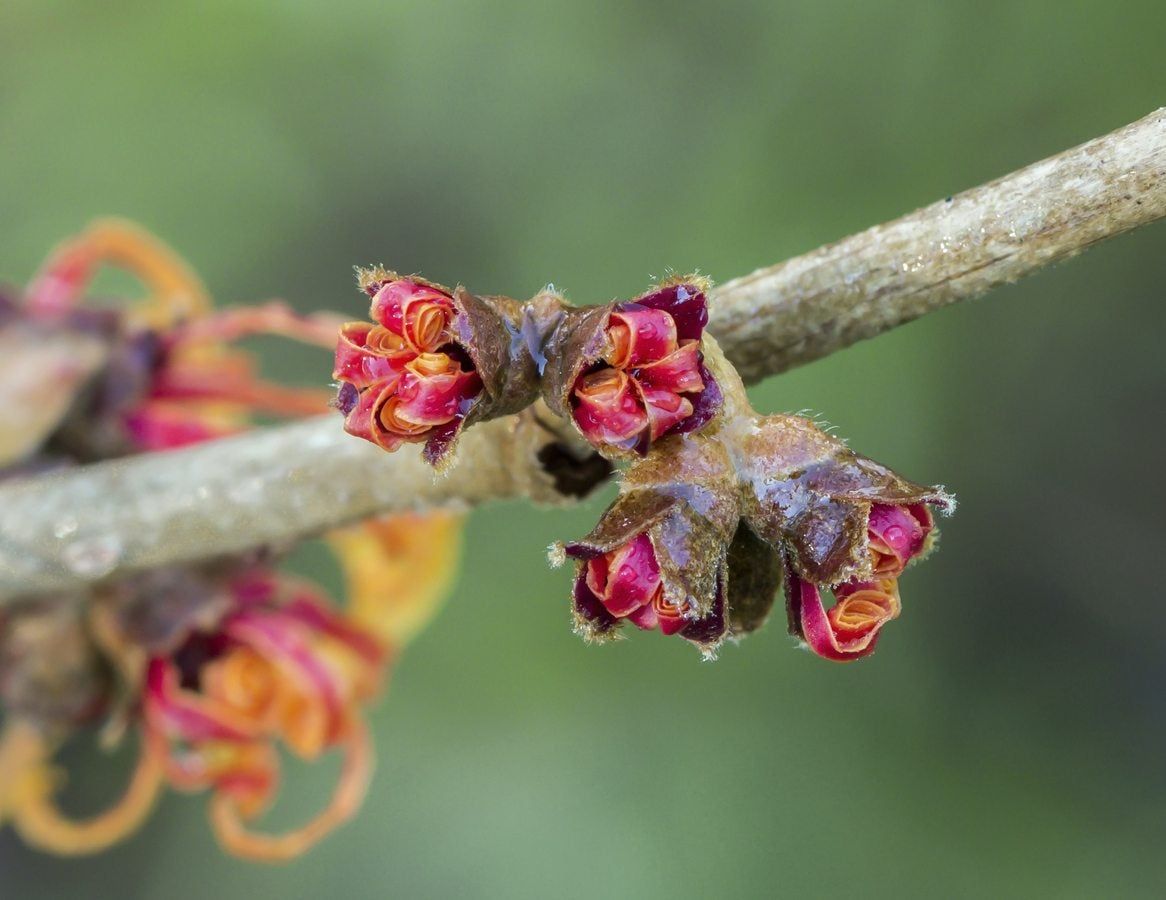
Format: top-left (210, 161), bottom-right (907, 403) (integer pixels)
top-left (331, 263), bottom-right (952, 661)
top-left (333, 274), bottom-right (723, 464)
top-left (0, 222), bottom-right (466, 861)
top-left (554, 338), bottom-right (952, 659)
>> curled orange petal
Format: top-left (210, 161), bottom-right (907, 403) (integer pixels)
top-left (26, 218), bottom-right (210, 327)
top-left (828, 579), bottom-right (901, 640)
top-left (0, 719), bottom-right (164, 856)
top-left (208, 718), bottom-right (373, 862)
top-left (201, 646), bottom-right (281, 725)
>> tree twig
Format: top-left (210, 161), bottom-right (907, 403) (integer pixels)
top-left (713, 108), bottom-right (1166, 381)
top-left (2, 109), bottom-right (1163, 602)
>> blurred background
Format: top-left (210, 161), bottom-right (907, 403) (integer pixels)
top-left (2, 0), bottom-right (1165, 897)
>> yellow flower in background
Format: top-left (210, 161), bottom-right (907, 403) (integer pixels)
top-left (328, 511), bottom-right (465, 649)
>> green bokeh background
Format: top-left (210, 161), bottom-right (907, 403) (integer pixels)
top-left (2, 1), bottom-right (1165, 897)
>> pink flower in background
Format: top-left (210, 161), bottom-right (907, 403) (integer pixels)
top-left (143, 569), bottom-right (385, 861)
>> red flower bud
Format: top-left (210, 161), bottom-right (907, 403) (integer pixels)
top-left (734, 412), bottom-right (952, 587)
top-left (336, 272), bottom-right (542, 467)
top-left (544, 278), bottom-right (722, 458)
top-left (784, 502), bottom-right (928, 661)
top-left (576, 533), bottom-right (709, 638)
top-left (557, 433), bottom-right (743, 655)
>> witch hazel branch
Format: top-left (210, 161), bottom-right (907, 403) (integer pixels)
top-left (2, 110), bottom-right (1163, 863)
top-left (334, 273), bottom-right (953, 661)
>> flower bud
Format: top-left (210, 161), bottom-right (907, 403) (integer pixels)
top-left (542, 278), bottom-right (722, 457)
top-left (554, 434), bottom-right (742, 655)
top-left (734, 413), bottom-right (951, 587)
top-left (336, 271), bottom-right (544, 467)
top-left (565, 523), bottom-right (727, 651)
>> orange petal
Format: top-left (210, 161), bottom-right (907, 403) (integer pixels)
top-left (175, 302), bottom-right (343, 350)
top-left (26, 218), bottom-right (210, 328)
top-left (1, 720), bottom-right (164, 856)
top-left (208, 718), bottom-right (373, 862)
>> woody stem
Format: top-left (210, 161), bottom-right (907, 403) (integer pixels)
top-left (1, 109), bottom-right (1164, 603)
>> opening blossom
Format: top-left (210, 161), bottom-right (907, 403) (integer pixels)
top-left (543, 279), bottom-right (723, 457)
top-left (1, 218), bottom-right (339, 463)
top-left (140, 569), bottom-right (384, 861)
top-left (554, 336), bottom-right (952, 659)
top-left (335, 277), bottom-right (483, 459)
top-left (787, 502), bottom-right (934, 661)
